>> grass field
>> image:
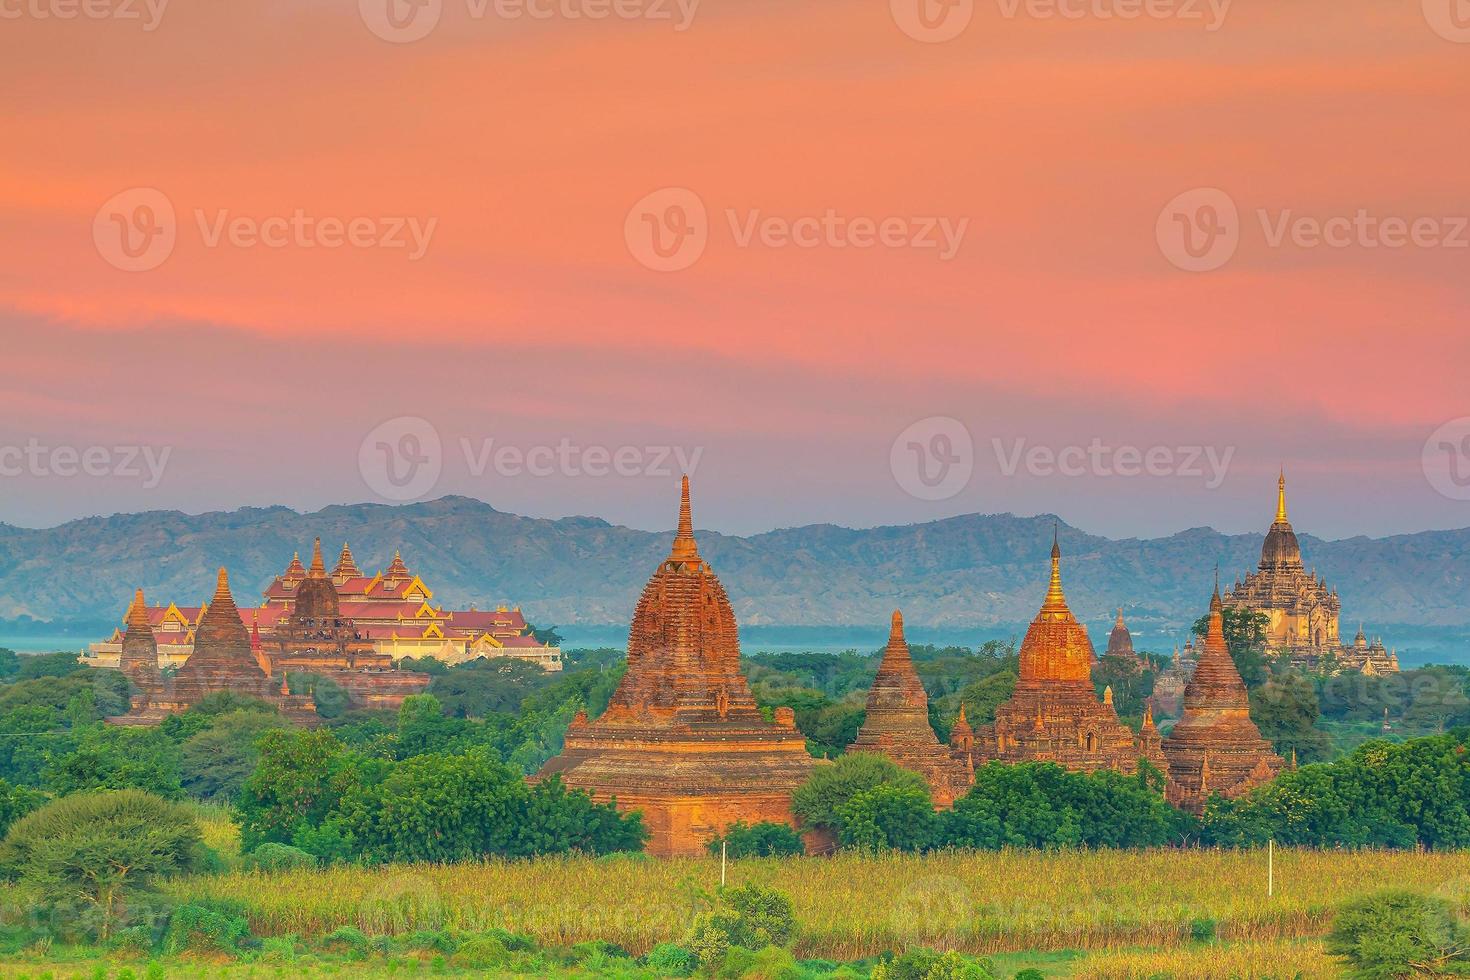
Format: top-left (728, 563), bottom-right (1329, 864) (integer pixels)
top-left (168, 848), bottom-right (1470, 959)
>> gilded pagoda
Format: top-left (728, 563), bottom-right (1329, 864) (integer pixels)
top-left (972, 532), bottom-right (1165, 775)
top-left (1224, 472), bottom-right (1397, 673)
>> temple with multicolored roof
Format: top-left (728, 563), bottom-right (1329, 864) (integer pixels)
top-left (86, 542), bottom-right (561, 672)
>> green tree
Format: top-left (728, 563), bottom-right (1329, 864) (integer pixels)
top-left (708, 821), bottom-right (806, 858)
top-left (836, 784), bottom-right (935, 852)
top-left (0, 778), bottom-right (46, 837)
top-left (237, 728), bottom-right (371, 850)
top-left (939, 761), bottom-right (1185, 849)
top-left (1251, 671), bottom-right (1331, 763)
top-left (0, 790), bottom-right (206, 940)
top-left (42, 724), bottom-right (183, 799)
top-left (179, 709), bottom-right (290, 802)
top-left (791, 752), bottom-right (929, 831)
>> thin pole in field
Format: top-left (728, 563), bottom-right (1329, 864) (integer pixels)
top-left (721, 840), bottom-right (727, 888)
top-left (1268, 839), bottom-right (1274, 897)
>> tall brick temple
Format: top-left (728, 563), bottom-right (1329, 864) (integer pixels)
top-left (1162, 582), bottom-right (1283, 813)
top-left (849, 610), bottom-right (974, 807)
top-left (536, 477), bottom-right (815, 857)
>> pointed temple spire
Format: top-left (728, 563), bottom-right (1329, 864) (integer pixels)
top-left (670, 474), bottom-right (699, 561)
top-left (309, 537), bottom-right (326, 579)
top-left (1276, 468), bottom-right (1288, 524)
top-left (125, 588), bottom-right (151, 631)
top-left (1040, 524), bottom-right (1070, 620)
top-left (882, 609), bottom-right (911, 667)
top-left (333, 541), bottom-right (361, 579)
top-left (213, 567), bottom-right (233, 604)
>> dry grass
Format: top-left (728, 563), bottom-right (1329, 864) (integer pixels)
top-left (1072, 939), bottom-right (1337, 979)
top-left (169, 848), bottom-right (1470, 959)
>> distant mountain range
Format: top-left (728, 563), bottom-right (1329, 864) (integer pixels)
top-left (1, 496), bottom-right (1467, 658)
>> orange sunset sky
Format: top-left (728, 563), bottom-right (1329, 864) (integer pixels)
top-left (1, 0), bottom-right (1467, 538)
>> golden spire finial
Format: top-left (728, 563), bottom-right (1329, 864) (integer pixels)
top-left (1103, 685), bottom-right (1114, 705)
top-left (889, 609), bottom-right (904, 644)
top-left (1116, 607), bottom-right (1125, 627)
top-left (1276, 468), bottom-right (1288, 523)
top-left (309, 537), bottom-right (326, 578)
top-left (1041, 526), bottom-right (1069, 617)
top-left (956, 703), bottom-right (967, 724)
top-left (670, 475), bottom-right (699, 561)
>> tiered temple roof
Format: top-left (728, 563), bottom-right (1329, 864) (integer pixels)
top-left (537, 477), bottom-right (815, 857)
top-left (972, 531), bottom-right (1165, 775)
top-left (849, 611), bottom-right (973, 807)
top-left (1162, 582), bottom-right (1283, 813)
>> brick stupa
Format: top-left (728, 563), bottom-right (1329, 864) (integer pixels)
top-left (537, 477), bottom-right (815, 856)
top-left (849, 610), bottom-right (973, 807)
top-left (117, 589), bottom-right (161, 708)
top-left (112, 568), bottom-right (317, 726)
top-left (972, 531), bottom-right (1166, 774)
top-left (1162, 582), bottom-right (1283, 813)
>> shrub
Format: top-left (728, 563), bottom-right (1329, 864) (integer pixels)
top-left (161, 901), bottom-right (251, 955)
top-left (246, 842), bottom-right (317, 872)
top-left (645, 942), bottom-right (700, 976)
top-left (107, 925), bottom-right (155, 954)
top-left (717, 944), bottom-right (802, 980)
top-left (1327, 890), bottom-right (1467, 979)
top-left (259, 935), bottom-right (299, 963)
top-left (321, 925), bottom-right (370, 958)
top-left (451, 934), bottom-right (509, 968)
top-left (872, 948), bottom-right (997, 980)
top-left (711, 882), bottom-right (798, 949)
top-left (708, 821), bottom-right (806, 858)
top-left (1189, 916), bottom-right (1218, 943)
